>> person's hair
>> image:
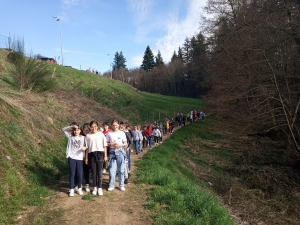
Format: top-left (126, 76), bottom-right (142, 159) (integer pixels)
top-left (120, 121), bottom-right (125, 125)
top-left (81, 123), bottom-right (90, 136)
top-left (71, 122), bottom-right (81, 136)
top-left (111, 119), bottom-right (119, 125)
top-left (90, 120), bottom-right (99, 127)
top-left (103, 121), bottom-right (109, 126)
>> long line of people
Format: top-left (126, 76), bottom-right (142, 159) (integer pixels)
top-left (62, 109), bottom-right (205, 197)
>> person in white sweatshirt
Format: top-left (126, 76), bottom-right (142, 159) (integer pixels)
top-left (153, 126), bottom-right (161, 145)
top-left (62, 122), bottom-right (88, 197)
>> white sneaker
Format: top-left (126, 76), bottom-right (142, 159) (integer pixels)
top-left (77, 188), bottom-right (83, 195)
top-left (69, 189), bottom-right (74, 197)
top-left (74, 186), bottom-right (78, 191)
top-left (120, 186), bottom-right (125, 191)
top-left (103, 168), bottom-right (106, 174)
top-left (108, 187), bottom-right (114, 191)
top-left (85, 185), bottom-right (90, 192)
top-left (98, 188), bottom-right (103, 196)
top-left (92, 187), bottom-right (97, 195)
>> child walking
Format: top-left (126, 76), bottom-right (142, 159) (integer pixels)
top-left (85, 121), bottom-right (108, 196)
top-left (62, 123), bottom-right (87, 197)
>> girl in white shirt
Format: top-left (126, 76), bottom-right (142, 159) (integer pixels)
top-left (85, 121), bottom-right (108, 196)
top-left (106, 119), bottom-right (127, 191)
top-left (62, 123), bottom-right (87, 197)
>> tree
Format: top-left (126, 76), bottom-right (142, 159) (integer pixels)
top-left (171, 50), bottom-right (178, 62)
top-left (203, 0), bottom-right (300, 151)
top-left (177, 47), bottom-right (183, 61)
top-left (112, 51), bottom-right (127, 71)
top-left (141, 46), bottom-right (155, 71)
top-left (155, 50), bottom-right (164, 66)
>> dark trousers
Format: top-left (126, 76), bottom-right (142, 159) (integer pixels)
top-left (89, 152), bottom-right (104, 188)
top-left (68, 157), bottom-right (83, 189)
top-left (143, 137), bottom-right (148, 148)
top-left (83, 161), bottom-right (90, 184)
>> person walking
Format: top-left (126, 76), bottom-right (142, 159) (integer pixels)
top-left (62, 123), bottom-right (87, 197)
top-left (106, 119), bottom-right (128, 191)
top-left (132, 125), bottom-right (142, 154)
top-left (85, 121), bottom-right (108, 196)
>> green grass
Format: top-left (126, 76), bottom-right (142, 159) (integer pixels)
top-left (135, 117), bottom-right (235, 225)
top-left (46, 63), bottom-right (204, 124)
top-left (0, 48), bottom-right (225, 224)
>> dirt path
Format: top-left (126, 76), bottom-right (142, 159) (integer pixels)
top-left (53, 145), bottom-right (156, 225)
top-left (26, 130), bottom-right (178, 225)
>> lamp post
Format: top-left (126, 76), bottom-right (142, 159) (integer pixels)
top-left (52, 16), bottom-right (64, 66)
top-left (107, 54), bottom-right (112, 79)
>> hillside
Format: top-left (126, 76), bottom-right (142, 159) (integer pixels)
top-left (1, 48), bottom-right (299, 225)
top-left (0, 48), bottom-right (208, 224)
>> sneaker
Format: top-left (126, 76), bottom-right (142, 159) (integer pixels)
top-left (74, 185), bottom-right (78, 192)
top-left (92, 187), bottom-right (97, 195)
top-left (130, 149), bottom-right (133, 152)
top-left (98, 188), bottom-right (103, 196)
top-left (77, 188), bottom-right (83, 196)
top-left (124, 179), bottom-right (130, 184)
top-left (128, 173), bottom-right (131, 178)
top-left (103, 168), bottom-right (106, 174)
top-left (85, 185), bottom-right (90, 192)
top-left (120, 186), bottom-right (125, 191)
top-left (108, 187), bottom-right (114, 191)
top-left (69, 189), bottom-right (74, 197)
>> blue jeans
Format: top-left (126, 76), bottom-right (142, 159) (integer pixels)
top-left (148, 136), bottom-right (153, 149)
top-left (126, 150), bottom-right (131, 170)
top-left (134, 140), bottom-right (139, 153)
top-left (68, 157), bottom-right (83, 189)
top-left (139, 140), bottom-right (143, 152)
top-left (109, 154), bottom-right (125, 188)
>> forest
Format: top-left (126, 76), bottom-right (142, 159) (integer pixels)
top-left (103, 0), bottom-right (300, 153)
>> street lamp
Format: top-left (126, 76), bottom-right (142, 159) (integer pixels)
top-left (107, 54), bottom-right (112, 79)
top-left (52, 16), bottom-right (64, 65)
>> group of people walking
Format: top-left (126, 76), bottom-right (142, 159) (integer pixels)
top-left (62, 110), bottom-right (205, 197)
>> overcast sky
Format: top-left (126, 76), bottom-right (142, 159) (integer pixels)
top-left (0, 0), bottom-right (207, 73)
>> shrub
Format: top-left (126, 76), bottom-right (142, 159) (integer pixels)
top-left (6, 41), bottom-right (56, 92)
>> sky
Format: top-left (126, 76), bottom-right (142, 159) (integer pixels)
top-left (0, 0), bottom-right (207, 73)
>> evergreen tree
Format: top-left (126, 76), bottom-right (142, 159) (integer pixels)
top-left (113, 51), bottom-right (127, 71)
top-left (118, 51), bottom-right (127, 69)
top-left (171, 50), bottom-right (178, 62)
top-left (182, 37), bottom-right (191, 64)
top-left (112, 52), bottom-right (119, 71)
top-left (178, 47), bottom-right (183, 61)
top-left (140, 45), bottom-right (155, 71)
top-left (155, 50), bottom-right (164, 66)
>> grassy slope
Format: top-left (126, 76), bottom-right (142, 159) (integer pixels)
top-left (0, 48), bottom-right (229, 224)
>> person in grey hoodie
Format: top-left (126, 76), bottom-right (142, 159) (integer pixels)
top-left (131, 125), bottom-right (143, 154)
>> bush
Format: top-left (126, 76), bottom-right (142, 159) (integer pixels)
top-left (7, 49), bottom-right (56, 92)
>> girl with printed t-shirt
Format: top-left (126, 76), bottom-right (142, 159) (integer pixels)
top-left (85, 121), bottom-right (108, 196)
top-left (106, 119), bottom-right (128, 191)
top-left (62, 123), bottom-right (87, 197)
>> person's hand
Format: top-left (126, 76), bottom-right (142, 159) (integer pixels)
top-left (85, 158), bottom-right (88, 165)
top-left (104, 156), bottom-right (108, 162)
